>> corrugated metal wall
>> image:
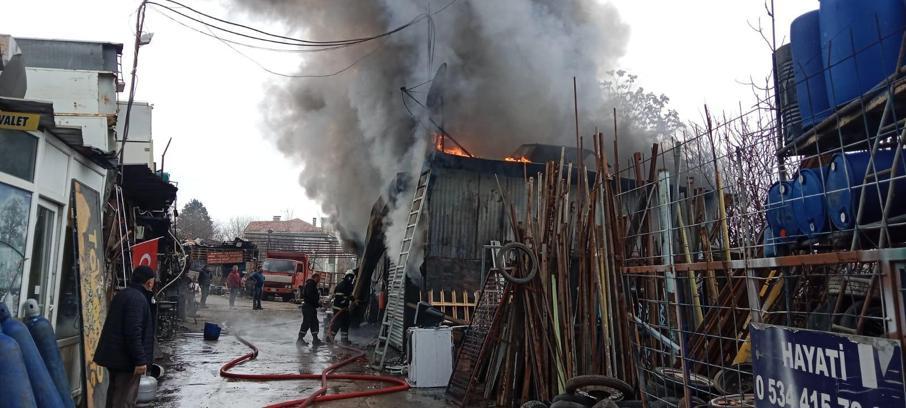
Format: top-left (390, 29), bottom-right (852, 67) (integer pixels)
top-left (424, 154), bottom-right (539, 292)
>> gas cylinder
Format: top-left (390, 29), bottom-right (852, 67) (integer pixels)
top-left (22, 300), bottom-right (75, 408)
top-left (0, 324), bottom-right (37, 408)
top-left (0, 303), bottom-right (64, 408)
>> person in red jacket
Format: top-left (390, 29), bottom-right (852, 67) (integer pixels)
top-left (226, 266), bottom-right (243, 308)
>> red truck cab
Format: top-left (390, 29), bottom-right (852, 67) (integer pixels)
top-left (261, 251), bottom-right (310, 302)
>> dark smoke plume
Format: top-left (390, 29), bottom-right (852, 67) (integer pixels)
top-left (231, 0), bottom-right (642, 249)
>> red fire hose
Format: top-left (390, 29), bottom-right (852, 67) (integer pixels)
top-left (219, 310), bottom-right (410, 407)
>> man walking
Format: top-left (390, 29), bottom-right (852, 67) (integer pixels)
top-left (198, 265), bottom-right (212, 307)
top-left (94, 266), bottom-right (156, 408)
top-left (227, 266), bottom-right (242, 308)
top-left (297, 272), bottom-right (322, 346)
top-left (327, 270), bottom-right (356, 344)
top-left (249, 267), bottom-right (265, 310)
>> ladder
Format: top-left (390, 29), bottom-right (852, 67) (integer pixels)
top-left (446, 269), bottom-right (508, 407)
top-left (114, 186), bottom-right (131, 287)
top-left (372, 169), bottom-right (432, 369)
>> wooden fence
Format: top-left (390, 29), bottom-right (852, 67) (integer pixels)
top-left (420, 289), bottom-right (479, 323)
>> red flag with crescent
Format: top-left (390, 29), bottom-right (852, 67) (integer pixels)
top-left (131, 238), bottom-right (160, 272)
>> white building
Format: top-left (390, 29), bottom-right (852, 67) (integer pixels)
top-left (0, 35), bottom-right (123, 405)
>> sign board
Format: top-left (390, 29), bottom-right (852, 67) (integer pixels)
top-left (72, 181), bottom-right (109, 407)
top-left (0, 110), bottom-right (39, 131)
top-left (751, 323), bottom-right (905, 408)
top-left (207, 251), bottom-right (243, 264)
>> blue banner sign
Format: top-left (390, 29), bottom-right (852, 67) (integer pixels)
top-left (751, 323), bottom-right (905, 408)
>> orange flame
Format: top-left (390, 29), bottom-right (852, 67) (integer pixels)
top-left (504, 156), bottom-right (531, 163)
top-left (434, 134), bottom-right (470, 157)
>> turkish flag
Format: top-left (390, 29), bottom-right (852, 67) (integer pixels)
top-left (131, 238), bottom-right (160, 272)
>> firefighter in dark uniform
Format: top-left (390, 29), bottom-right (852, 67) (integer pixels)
top-left (297, 272), bottom-right (322, 346)
top-left (327, 270), bottom-right (356, 344)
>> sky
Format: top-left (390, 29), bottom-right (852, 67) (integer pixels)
top-left (0, 0), bottom-right (816, 228)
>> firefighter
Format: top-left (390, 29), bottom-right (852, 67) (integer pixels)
top-left (327, 270), bottom-right (356, 344)
top-left (297, 272), bottom-right (322, 346)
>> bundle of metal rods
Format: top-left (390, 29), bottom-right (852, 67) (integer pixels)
top-left (466, 132), bottom-right (637, 406)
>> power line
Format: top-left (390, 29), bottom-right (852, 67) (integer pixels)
top-left (210, 25), bottom-right (385, 78)
top-left (141, 0), bottom-right (461, 78)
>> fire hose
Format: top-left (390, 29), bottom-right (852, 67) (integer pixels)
top-left (219, 310), bottom-right (410, 407)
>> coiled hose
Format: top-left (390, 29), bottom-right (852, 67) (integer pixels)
top-left (219, 310), bottom-right (410, 407)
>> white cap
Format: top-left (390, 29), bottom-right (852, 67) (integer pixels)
top-left (345, 270), bottom-right (355, 277)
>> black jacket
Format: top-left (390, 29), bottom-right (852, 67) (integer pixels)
top-left (94, 283), bottom-right (155, 372)
top-left (332, 277), bottom-right (354, 309)
top-left (301, 278), bottom-right (320, 307)
top-left (198, 269), bottom-right (211, 285)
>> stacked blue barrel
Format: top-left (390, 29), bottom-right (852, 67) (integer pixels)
top-left (789, 0), bottom-right (906, 136)
top-left (0, 302), bottom-right (73, 408)
top-left (767, 1), bottom-right (906, 248)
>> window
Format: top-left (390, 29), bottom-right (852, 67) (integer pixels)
top-left (263, 259), bottom-right (295, 273)
top-left (27, 205), bottom-right (57, 315)
top-left (0, 181), bottom-right (32, 311)
top-left (55, 217), bottom-right (80, 339)
top-left (0, 129), bottom-right (38, 182)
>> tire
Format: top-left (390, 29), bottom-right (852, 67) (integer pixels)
top-left (565, 375), bottom-right (634, 400)
top-left (550, 401), bottom-right (588, 408)
top-left (553, 392), bottom-right (596, 406)
top-left (677, 397), bottom-right (707, 408)
top-left (496, 242), bottom-right (539, 284)
top-left (521, 401), bottom-right (549, 408)
top-left (838, 300), bottom-right (885, 336)
top-left (592, 400), bottom-right (619, 408)
top-left (712, 364), bottom-right (754, 395)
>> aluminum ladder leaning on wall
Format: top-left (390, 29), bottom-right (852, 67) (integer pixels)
top-left (372, 168), bottom-right (432, 370)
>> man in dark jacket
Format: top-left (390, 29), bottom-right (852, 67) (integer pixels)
top-left (197, 265), bottom-right (211, 307)
top-left (94, 266), bottom-right (156, 408)
top-left (327, 270), bottom-right (355, 344)
top-left (249, 267), bottom-right (265, 310)
top-left (297, 272), bottom-right (322, 346)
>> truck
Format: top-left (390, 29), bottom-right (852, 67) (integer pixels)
top-left (260, 250), bottom-right (310, 302)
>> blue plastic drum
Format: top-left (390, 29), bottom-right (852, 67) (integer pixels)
top-left (791, 168), bottom-right (828, 237)
top-left (825, 150), bottom-right (906, 230)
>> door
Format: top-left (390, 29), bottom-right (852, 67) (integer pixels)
top-left (26, 201), bottom-right (59, 316)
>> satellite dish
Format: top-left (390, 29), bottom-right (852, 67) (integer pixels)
top-left (0, 54), bottom-right (27, 98)
top-left (425, 62), bottom-right (447, 111)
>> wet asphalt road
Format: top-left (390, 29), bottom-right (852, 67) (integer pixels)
top-left (152, 292), bottom-right (450, 407)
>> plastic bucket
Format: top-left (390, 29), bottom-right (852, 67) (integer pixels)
top-left (203, 322), bottom-right (221, 341)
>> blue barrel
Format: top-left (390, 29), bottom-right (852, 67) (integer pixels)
top-left (791, 168), bottom-right (828, 237)
top-left (791, 10), bottom-right (832, 127)
top-left (22, 300), bottom-right (74, 408)
top-left (0, 303), bottom-right (64, 408)
top-left (766, 181), bottom-right (800, 240)
top-left (0, 325), bottom-right (37, 408)
top-left (204, 322), bottom-right (221, 341)
top-left (820, 0), bottom-right (906, 106)
top-left (825, 150), bottom-right (906, 230)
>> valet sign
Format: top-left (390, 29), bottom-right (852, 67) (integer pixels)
top-left (751, 323), bottom-right (905, 408)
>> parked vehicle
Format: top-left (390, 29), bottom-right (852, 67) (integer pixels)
top-left (260, 251), bottom-right (310, 302)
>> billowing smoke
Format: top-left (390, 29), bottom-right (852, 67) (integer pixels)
top-left (230, 0), bottom-right (640, 250)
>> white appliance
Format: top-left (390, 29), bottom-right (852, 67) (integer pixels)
top-left (407, 327), bottom-right (453, 388)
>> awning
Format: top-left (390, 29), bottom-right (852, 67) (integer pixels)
top-left (121, 164), bottom-right (178, 211)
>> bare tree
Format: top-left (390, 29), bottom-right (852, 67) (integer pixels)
top-left (216, 216), bottom-right (254, 241)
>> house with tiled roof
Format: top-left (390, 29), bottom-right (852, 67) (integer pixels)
top-left (243, 217), bottom-right (357, 287)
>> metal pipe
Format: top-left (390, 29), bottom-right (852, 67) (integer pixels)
top-left (632, 314), bottom-right (680, 352)
top-left (159, 137), bottom-right (172, 173)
